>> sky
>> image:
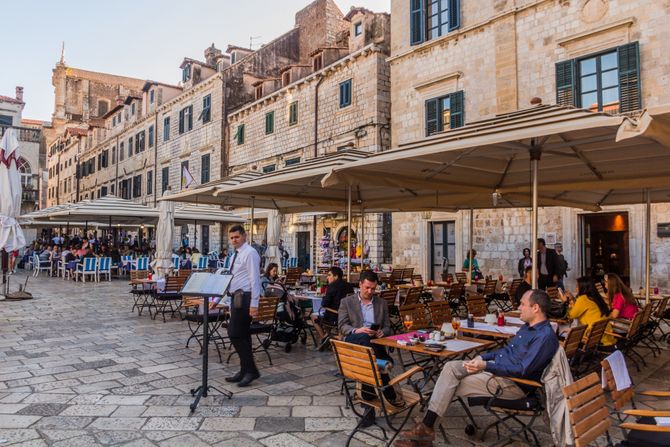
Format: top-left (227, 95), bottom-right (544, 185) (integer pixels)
top-left (1, 0), bottom-right (390, 122)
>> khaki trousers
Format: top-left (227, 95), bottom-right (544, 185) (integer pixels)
top-left (428, 359), bottom-right (526, 417)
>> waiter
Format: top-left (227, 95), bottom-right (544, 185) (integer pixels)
top-left (212, 224), bottom-right (262, 387)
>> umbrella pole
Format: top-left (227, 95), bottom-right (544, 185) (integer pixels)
top-left (347, 184), bottom-right (352, 282)
top-left (194, 220), bottom-right (198, 251)
top-left (530, 146), bottom-right (540, 290)
top-left (467, 208), bottom-right (473, 286)
top-left (645, 189), bottom-right (651, 305)
top-left (312, 215), bottom-right (317, 273)
top-left (250, 196), bottom-right (255, 245)
top-left (360, 206), bottom-right (365, 268)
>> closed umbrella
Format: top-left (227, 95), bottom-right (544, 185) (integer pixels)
top-left (0, 128), bottom-right (26, 252)
top-left (154, 190), bottom-right (175, 278)
top-left (265, 209), bottom-right (282, 271)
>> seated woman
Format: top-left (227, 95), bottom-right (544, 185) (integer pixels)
top-left (261, 263), bottom-right (279, 291)
top-left (313, 266), bottom-right (352, 350)
top-left (462, 249), bottom-right (482, 281)
top-left (605, 273), bottom-right (638, 320)
top-left (559, 276), bottom-right (615, 346)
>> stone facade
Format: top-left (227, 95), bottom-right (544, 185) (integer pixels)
top-left (389, 0), bottom-right (670, 289)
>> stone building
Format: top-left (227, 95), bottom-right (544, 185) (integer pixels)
top-left (1, 87), bottom-right (49, 242)
top-left (389, 0), bottom-right (670, 288)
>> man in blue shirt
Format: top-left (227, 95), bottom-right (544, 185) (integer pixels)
top-left (395, 289), bottom-right (558, 446)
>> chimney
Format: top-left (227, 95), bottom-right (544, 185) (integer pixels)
top-left (16, 86), bottom-right (24, 102)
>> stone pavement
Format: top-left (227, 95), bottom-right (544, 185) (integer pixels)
top-left (0, 271), bottom-right (668, 446)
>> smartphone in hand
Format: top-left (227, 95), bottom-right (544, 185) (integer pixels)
top-left (369, 324), bottom-right (380, 331)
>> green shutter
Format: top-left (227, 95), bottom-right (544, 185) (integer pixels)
top-left (448, 0), bottom-right (460, 31)
top-left (617, 41), bottom-right (641, 113)
top-left (449, 90), bottom-right (464, 129)
top-left (236, 124), bottom-right (245, 145)
top-left (555, 60), bottom-right (576, 107)
top-left (425, 98), bottom-right (439, 136)
top-left (265, 112), bottom-right (274, 134)
top-left (410, 0), bottom-right (424, 45)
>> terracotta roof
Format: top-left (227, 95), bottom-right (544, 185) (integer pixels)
top-left (21, 118), bottom-right (48, 126)
top-left (0, 95), bottom-right (24, 105)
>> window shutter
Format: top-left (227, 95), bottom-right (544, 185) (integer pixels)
top-left (617, 41), bottom-right (641, 113)
top-left (178, 110), bottom-right (184, 133)
top-left (449, 90), bottom-right (464, 129)
top-left (425, 98), bottom-right (439, 136)
top-left (448, 0), bottom-right (460, 32)
top-left (188, 106), bottom-right (193, 130)
top-left (555, 60), bottom-right (576, 107)
top-left (410, 0), bottom-right (424, 45)
top-left (339, 83), bottom-right (346, 107)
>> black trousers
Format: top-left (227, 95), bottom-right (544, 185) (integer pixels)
top-left (538, 274), bottom-right (554, 290)
top-left (228, 291), bottom-right (258, 375)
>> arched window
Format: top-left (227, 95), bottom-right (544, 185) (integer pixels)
top-left (98, 100), bottom-right (109, 117)
top-left (16, 157), bottom-right (32, 188)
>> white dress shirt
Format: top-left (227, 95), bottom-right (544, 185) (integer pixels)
top-left (229, 242), bottom-right (262, 307)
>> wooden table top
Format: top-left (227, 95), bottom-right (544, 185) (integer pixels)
top-left (372, 335), bottom-right (494, 358)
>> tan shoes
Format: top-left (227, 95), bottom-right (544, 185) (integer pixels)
top-left (394, 422), bottom-right (435, 447)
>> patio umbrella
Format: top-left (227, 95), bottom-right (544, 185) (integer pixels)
top-left (265, 209), bottom-right (282, 271)
top-left (0, 128), bottom-right (26, 252)
top-left (154, 190), bottom-right (175, 278)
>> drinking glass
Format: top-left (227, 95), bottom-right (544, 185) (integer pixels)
top-left (403, 314), bottom-right (413, 332)
top-left (451, 317), bottom-right (461, 339)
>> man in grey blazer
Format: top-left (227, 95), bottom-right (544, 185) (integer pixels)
top-left (338, 270), bottom-right (401, 426)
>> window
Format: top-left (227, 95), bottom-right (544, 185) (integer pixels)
top-left (16, 157), bottom-right (31, 188)
top-left (132, 175), bottom-right (142, 198)
top-left (101, 186), bottom-right (108, 197)
top-left (111, 183), bottom-right (115, 195)
top-left (425, 90), bottom-right (464, 136)
top-left (163, 116), bottom-right (170, 141)
top-left (128, 137), bottom-right (133, 157)
top-left (285, 157), bottom-right (300, 167)
top-left (354, 22), bottom-right (362, 36)
top-left (0, 115), bottom-right (12, 125)
top-left (410, 0), bottom-right (460, 46)
top-left (182, 64), bottom-right (191, 82)
top-left (150, 90), bottom-right (155, 104)
top-left (131, 102), bottom-right (135, 115)
top-left (161, 166), bottom-right (169, 193)
top-left (112, 147), bottom-right (116, 164)
top-left (262, 164), bottom-right (276, 173)
top-left (148, 125), bottom-right (154, 148)
top-left (313, 53), bottom-right (323, 71)
top-left (112, 116), bottom-right (116, 126)
top-left (339, 79), bottom-right (352, 108)
top-left (117, 112), bottom-right (122, 124)
top-left (97, 154), bottom-right (102, 171)
top-left (98, 100), bottom-right (109, 117)
top-left (181, 160), bottom-right (189, 190)
top-left (236, 124), bottom-right (245, 145)
top-left (288, 102), bottom-right (298, 125)
top-left (147, 170), bottom-right (153, 195)
top-left (265, 111), bottom-right (275, 134)
top-left (282, 71), bottom-right (291, 87)
top-left (120, 142), bottom-right (125, 161)
top-left (201, 95), bottom-right (211, 123)
top-left (135, 131), bottom-right (145, 153)
top-left (201, 154), bottom-right (210, 184)
top-left (556, 42), bottom-right (641, 114)
top-left (179, 106), bottom-right (193, 134)
top-left (255, 85), bottom-right (263, 100)
top-left (102, 150), bottom-right (109, 168)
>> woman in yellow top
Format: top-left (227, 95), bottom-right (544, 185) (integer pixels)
top-left (560, 276), bottom-right (615, 346)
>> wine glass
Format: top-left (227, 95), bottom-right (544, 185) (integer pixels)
top-left (403, 314), bottom-right (413, 332)
top-left (451, 317), bottom-right (461, 339)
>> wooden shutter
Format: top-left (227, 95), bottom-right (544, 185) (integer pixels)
top-left (448, 0), bottom-right (460, 32)
top-left (449, 90), bottom-right (464, 129)
top-left (425, 98), bottom-right (439, 136)
top-left (188, 106), bottom-right (193, 130)
top-left (555, 60), bottom-right (576, 107)
top-left (178, 109), bottom-right (184, 133)
top-left (410, 0), bottom-right (425, 45)
top-left (617, 41), bottom-right (641, 113)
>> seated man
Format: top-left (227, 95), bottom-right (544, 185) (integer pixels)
top-left (314, 266), bottom-right (352, 350)
top-left (339, 270), bottom-right (403, 426)
top-left (395, 289), bottom-right (558, 446)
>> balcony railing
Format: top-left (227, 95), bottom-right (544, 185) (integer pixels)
top-left (0, 125), bottom-right (41, 143)
top-left (21, 189), bottom-right (38, 203)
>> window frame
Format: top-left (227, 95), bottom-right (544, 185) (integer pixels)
top-left (339, 79), bottom-right (352, 108)
top-left (265, 111), bottom-right (275, 134)
top-left (201, 94), bottom-right (211, 123)
top-left (288, 101), bottom-right (298, 126)
top-left (236, 124), bottom-right (245, 145)
top-left (201, 153), bottom-right (210, 184)
top-left (576, 49), bottom-right (620, 113)
top-left (163, 116), bottom-right (170, 141)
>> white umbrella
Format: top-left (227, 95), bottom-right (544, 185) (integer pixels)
top-left (154, 190), bottom-right (175, 278)
top-left (0, 128), bottom-right (26, 252)
top-left (264, 209), bottom-right (282, 270)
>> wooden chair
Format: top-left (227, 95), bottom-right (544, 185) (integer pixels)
top-left (226, 296), bottom-right (279, 366)
top-left (562, 373), bottom-right (613, 447)
top-left (604, 308), bottom-right (646, 371)
top-left (561, 324), bottom-right (588, 375)
top-left (411, 274), bottom-right (424, 287)
top-left (427, 301), bottom-right (452, 327)
top-left (546, 286), bottom-right (560, 301)
top-left (398, 303), bottom-right (430, 330)
top-left (283, 270), bottom-right (302, 288)
top-left (330, 340), bottom-right (423, 447)
top-left (447, 282), bottom-right (465, 317)
top-left (379, 289), bottom-right (402, 333)
top-left (154, 276), bottom-right (186, 322)
top-left (455, 272), bottom-right (467, 284)
top-left (176, 268), bottom-right (191, 279)
top-left (465, 293), bottom-right (487, 317)
top-left (403, 268), bottom-right (415, 283)
top-left (651, 296), bottom-right (670, 340)
top-left (507, 278), bottom-right (522, 303)
top-left (440, 272), bottom-right (454, 283)
top-left (576, 318), bottom-right (609, 375)
top-left (129, 270), bottom-right (150, 315)
top-left (401, 287), bottom-right (423, 306)
top-left (389, 268), bottom-right (405, 286)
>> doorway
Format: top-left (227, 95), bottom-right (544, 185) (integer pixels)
top-left (430, 221), bottom-right (456, 281)
top-left (580, 212), bottom-right (630, 285)
top-left (296, 231), bottom-right (310, 271)
top-left (201, 225), bottom-right (210, 254)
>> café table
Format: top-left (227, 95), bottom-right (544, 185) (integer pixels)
top-left (372, 332), bottom-right (494, 391)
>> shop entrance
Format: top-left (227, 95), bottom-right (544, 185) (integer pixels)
top-left (579, 212), bottom-right (630, 285)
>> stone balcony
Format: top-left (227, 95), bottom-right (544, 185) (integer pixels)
top-left (0, 124), bottom-right (41, 143)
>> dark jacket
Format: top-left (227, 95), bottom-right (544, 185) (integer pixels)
top-left (322, 278), bottom-right (352, 312)
top-left (537, 248), bottom-right (560, 278)
top-left (338, 293), bottom-right (391, 337)
top-left (515, 280), bottom-right (532, 307)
